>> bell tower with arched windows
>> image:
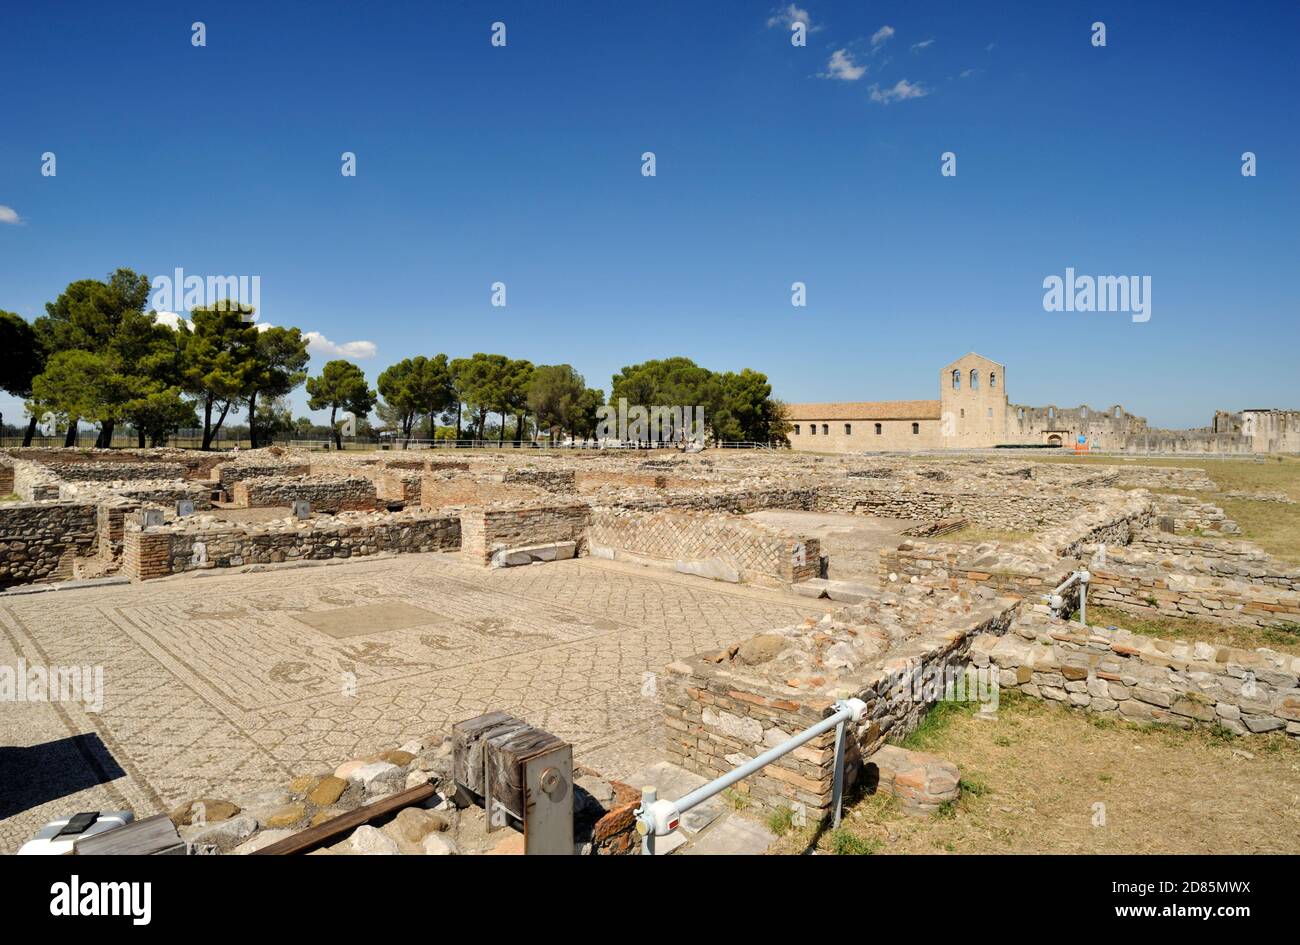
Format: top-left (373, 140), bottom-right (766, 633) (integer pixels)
top-left (938, 353), bottom-right (1008, 446)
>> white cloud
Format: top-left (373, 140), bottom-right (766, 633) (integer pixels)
top-left (766, 4), bottom-right (820, 31)
top-left (822, 48), bottom-right (866, 81)
top-left (153, 311), bottom-right (187, 330)
top-left (870, 25), bottom-right (895, 48)
top-left (960, 68), bottom-right (984, 79)
top-left (305, 331), bottom-right (376, 360)
top-left (910, 39), bottom-right (934, 53)
top-left (0, 205), bottom-right (22, 225)
top-left (869, 78), bottom-right (930, 104)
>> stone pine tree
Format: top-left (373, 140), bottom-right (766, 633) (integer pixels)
top-left (181, 302), bottom-right (261, 450)
top-left (0, 310), bottom-right (44, 446)
top-left (33, 269), bottom-right (152, 446)
top-left (246, 326), bottom-right (310, 448)
top-left (307, 360), bottom-right (376, 450)
top-left (377, 354), bottom-right (456, 445)
top-left (527, 363), bottom-right (603, 445)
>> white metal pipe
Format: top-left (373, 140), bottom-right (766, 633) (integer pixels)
top-left (636, 698), bottom-right (868, 841)
top-left (674, 705), bottom-right (854, 815)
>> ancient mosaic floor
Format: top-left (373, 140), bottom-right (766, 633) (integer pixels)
top-left (0, 553), bottom-right (827, 852)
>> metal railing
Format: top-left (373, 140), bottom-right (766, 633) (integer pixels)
top-left (634, 697), bottom-right (867, 854)
top-left (1045, 568), bottom-right (1090, 625)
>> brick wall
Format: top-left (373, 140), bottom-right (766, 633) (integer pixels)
top-left (458, 502), bottom-right (592, 565)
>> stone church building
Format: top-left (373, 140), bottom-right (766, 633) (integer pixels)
top-left (786, 353), bottom-right (1298, 454)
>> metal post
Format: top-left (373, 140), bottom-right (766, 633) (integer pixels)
top-left (639, 786), bottom-right (656, 856)
top-left (831, 717), bottom-right (847, 828)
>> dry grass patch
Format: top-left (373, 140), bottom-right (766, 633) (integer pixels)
top-left (768, 692), bottom-right (1300, 855)
top-left (946, 524), bottom-right (1035, 544)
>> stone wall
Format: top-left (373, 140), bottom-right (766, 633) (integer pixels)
top-left (588, 507), bottom-right (821, 587)
top-left (502, 468), bottom-right (577, 493)
top-left (0, 455), bottom-right (14, 495)
top-left (123, 510), bottom-right (461, 581)
top-left (41, 461), bottom-right (186, 482)
top-left (979, 608), bottom-right (1299, 737)
top-left (0, 502), bottom-right (98, 588)
top-left (1151, 494), bottom-right (1240, 536)
top-left (11, 459), bottom-right (62, 501)
top-left (661, 591), bottom-right (1018, 817)
top-left (1098, 539), bottom-right (1300, 594)
top-left (458, 502), bottom-right (592, 566)
top-left (1087, 564), bottom-right (1300, 630)
top-left (419, 475), bottom-right (549, 510)
top-left (218, 462), bottom-right (312, 490)
top-left (230, 475), bottom-right (379, 513)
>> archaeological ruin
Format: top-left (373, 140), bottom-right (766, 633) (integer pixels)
top-left (1, 442), bottom-right (1297, 856)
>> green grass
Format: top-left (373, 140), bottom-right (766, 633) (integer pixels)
top-left (1087, 604), bottom-right (1300, 655)
top-left (765, 806), bottom-right (795, 836)
top-left (828, 829), bottom-right (883, 855)
top-left (902, 698), bottom-right (979, 750)
top-left (0, 493), bottom-right (19, 502)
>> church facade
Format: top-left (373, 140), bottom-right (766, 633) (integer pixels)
top-left (784, 352), bottom-right (1294, 453)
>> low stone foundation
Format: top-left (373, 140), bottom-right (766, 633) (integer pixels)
top-left (662, 589), bottom-right (1018, 818)
top-left (0, 501), bottom-right (98, 588)
top-left (458, 501), bottom-right (591, 566)
top-left (230, 475), bottom-right (379, 512)
top-left (123, 510), bottom-right (461, 580)
top-left (978, 607), bottom-right (1300, 737)
top-left (1087, 564), bottom-right (1300, 629)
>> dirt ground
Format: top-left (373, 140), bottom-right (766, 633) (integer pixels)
top-left (769, 692), bottom-right (1300, 855)
top-left (744, 509), bottom-right (917, 584)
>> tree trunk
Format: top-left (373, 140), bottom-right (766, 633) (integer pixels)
top-left (455, 403), bottom-right (462, 442)
top-left (137, 427), bottom-right (146, 448)
top-left (23, 415), bottom-right (37, 447)
top-left (201, 396), bottom-right (214, 450)
top-left (98, 419), bottom-right (115, 447)
top-left (64, 419), bottom-right (78, 447)
top-left (248, 390), bottom-right (259, 449)
top-left (513, 411), bottom-right (525, 446)
top-left (498, 411), bottom-right (506, 446)
top-left (330, 405), bottom-right (341, 450)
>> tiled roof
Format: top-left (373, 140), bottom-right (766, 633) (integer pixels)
top-left (784, 399), bottom-right (942, 421)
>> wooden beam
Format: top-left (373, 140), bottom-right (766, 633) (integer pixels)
top-left (250, 782), bottom-right (437, 855)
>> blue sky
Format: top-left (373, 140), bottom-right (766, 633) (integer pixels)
top-left (1, 0), bottom-right (1297, 429)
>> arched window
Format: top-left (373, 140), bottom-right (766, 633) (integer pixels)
top-left (822, 424), bottom-right (828, 435)
top-left (911, 422), bottom-right (920, 435)
top-left (970, 369), bottom-right (979, 390)
top-left (1018, 407), bottom-right (1025, 420)
top-left (1048, 407), bottom-right (1055, 421)
top-left (844, 424), bottom-right (852, 435)
top-left (951, 370), bottom-right (960, 390)
top-left (874, 423), bottom-right (882, 435)
top-left (793, 424), bottom-right (800, 435)
top-left (1114, 406), bottom-right (1121, 418)
top-left (810, 424), bottom-right (816, 435)
top-left (990, 372), bottom-right (997, 388)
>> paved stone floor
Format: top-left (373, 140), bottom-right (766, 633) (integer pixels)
top-left (0, 553), bottom-right (827, 853)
